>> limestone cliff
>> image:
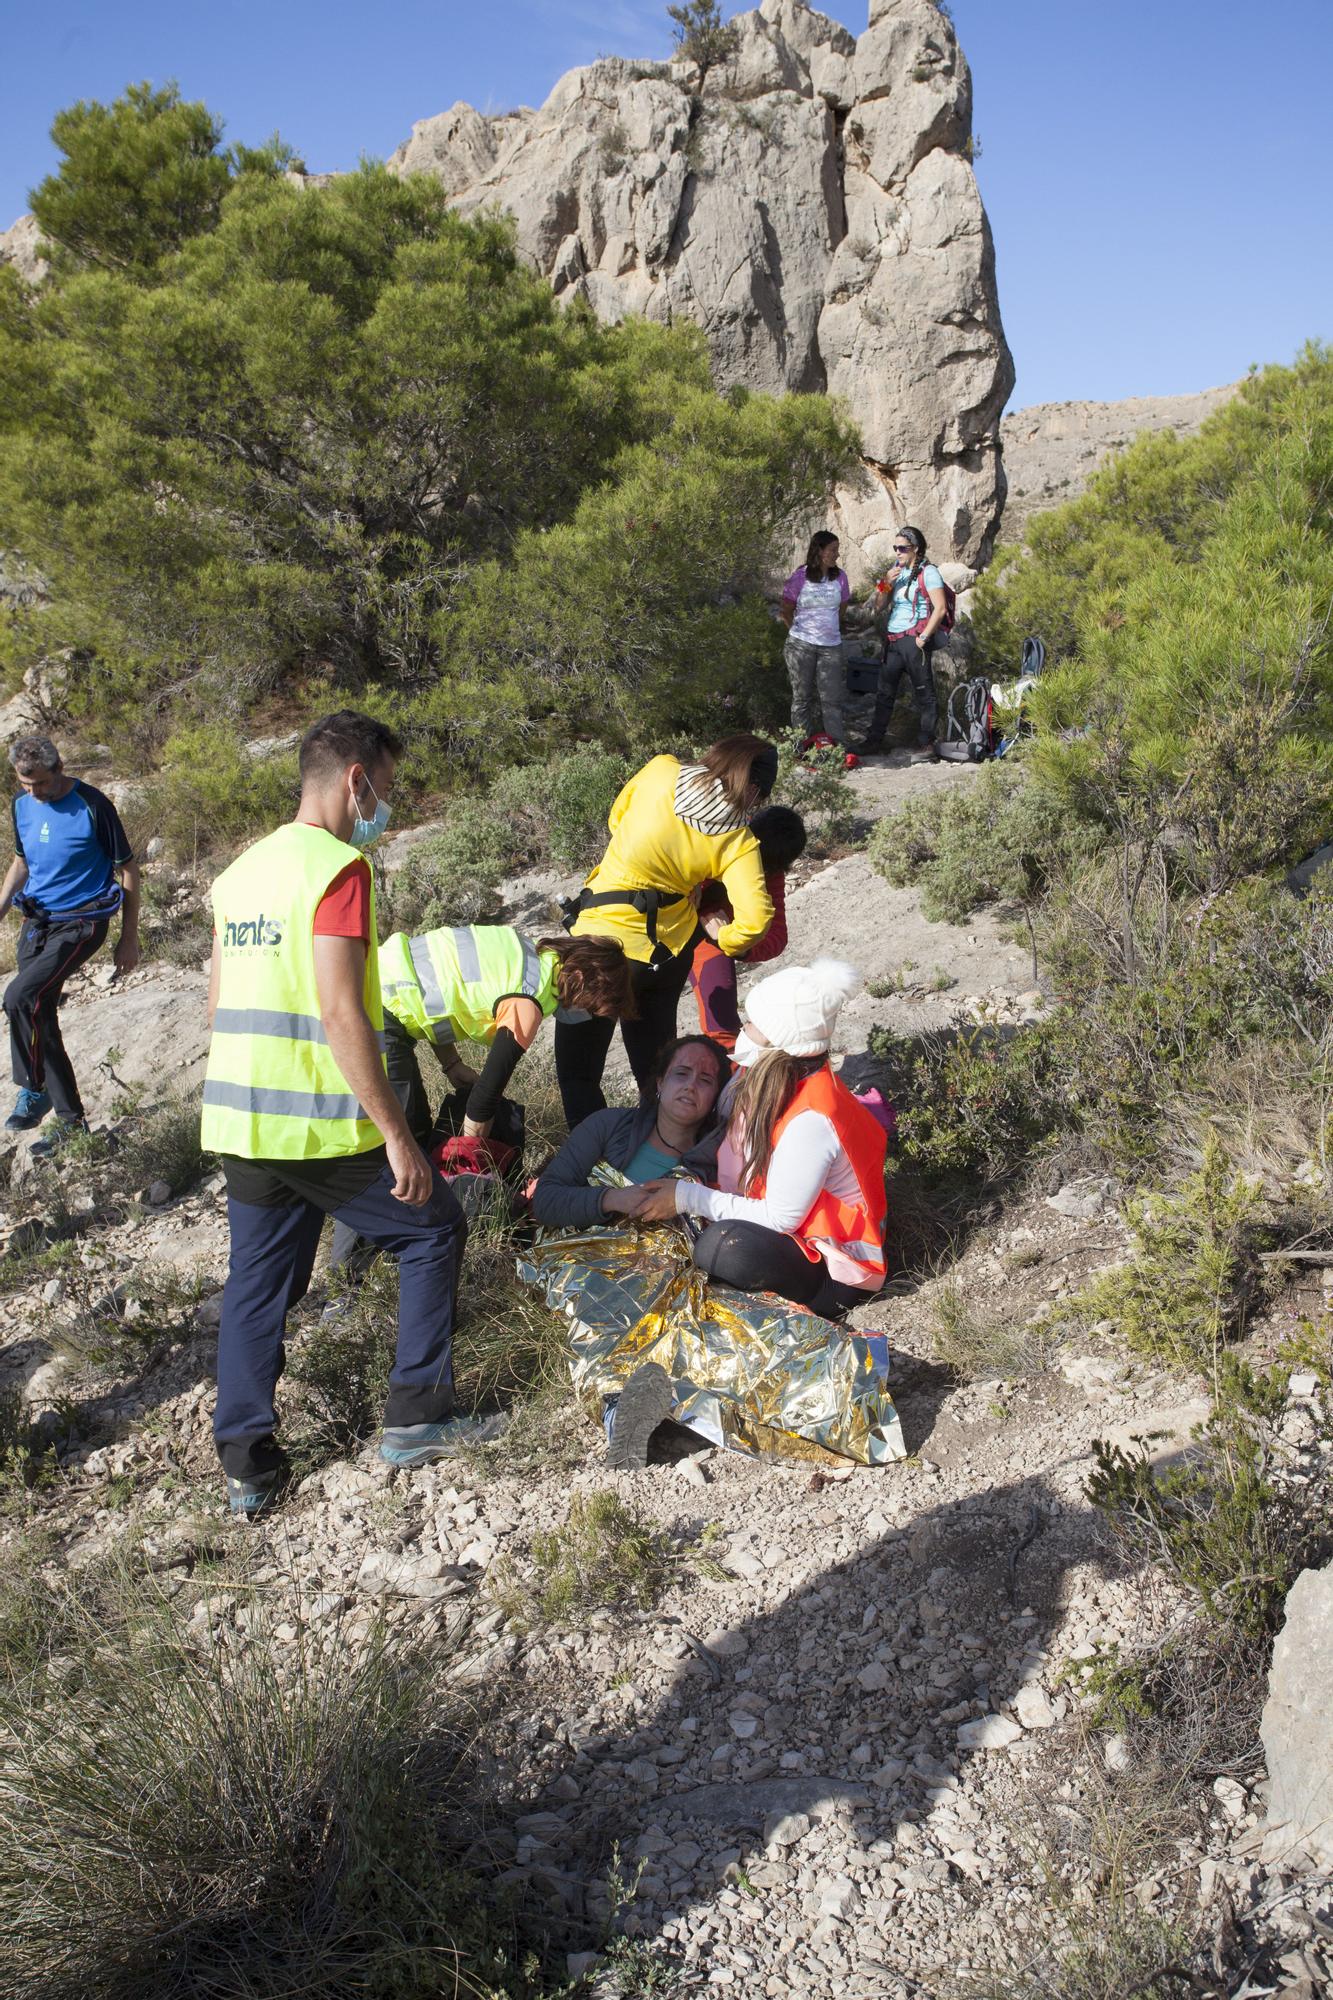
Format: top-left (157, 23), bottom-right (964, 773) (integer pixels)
top-left (390, 0), bottom-right (1013, 578)
top-left (998, 383), bottom-right (1241, 544)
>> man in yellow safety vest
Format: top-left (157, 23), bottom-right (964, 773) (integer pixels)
top-left (202, 709), bottom-right (486, 1517)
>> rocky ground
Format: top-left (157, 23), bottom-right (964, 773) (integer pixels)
top-left (1, 752), bottom-right (1329, 1998)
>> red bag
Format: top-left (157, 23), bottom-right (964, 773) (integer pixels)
top-left (432, 1133), bottom-right (519, 1180)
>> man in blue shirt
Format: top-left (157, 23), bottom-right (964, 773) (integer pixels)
top-left (0, 734), bottom-right (140, 1135)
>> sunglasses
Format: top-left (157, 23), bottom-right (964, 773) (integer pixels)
top-left (892, 543), bottom-right (913, 553)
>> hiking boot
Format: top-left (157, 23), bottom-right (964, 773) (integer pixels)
top-left (379, 1413), bottom-right (508, 1467)
top-left (29, 1115), bottom-right (89, 1158)
top-left (5, 1087), bottom-right (51, 1131)
top-left (225, 1465), bottom-right (286, 1520)
top-left (910, 743), bottom-right (941, 764)
top-left (605, 1362), bottom-right (673, 1472)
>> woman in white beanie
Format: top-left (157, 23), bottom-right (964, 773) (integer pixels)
top-left (637, 957), bottom-right (888, 1319)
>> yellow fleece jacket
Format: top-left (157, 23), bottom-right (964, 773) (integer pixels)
top-left (572, 755), bottom-right (774, 965)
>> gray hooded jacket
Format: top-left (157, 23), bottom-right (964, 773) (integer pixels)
top-left (530, 1102), bottom-right (721, 1232)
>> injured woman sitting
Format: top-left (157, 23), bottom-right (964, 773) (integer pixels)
top-left (521, 965), bottom-right (904, 1471)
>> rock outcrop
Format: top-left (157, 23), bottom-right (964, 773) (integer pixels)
top-left (0, 213), bottom-right (46, 284)
top-left (997, 383), bottom-right (1240, 544)
top-left (1261, 1561), bottom-right (1333, 1867)
top-left (390, 0), bottom-right (1013, 578)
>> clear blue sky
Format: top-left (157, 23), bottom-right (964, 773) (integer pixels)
top-left (3, 0), bottom-right (1329, 409)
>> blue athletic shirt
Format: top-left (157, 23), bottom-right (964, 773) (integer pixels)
top-left (12, 780), bottom-right (132, 915)
top-left (886, 562), bottom-right (945, 636)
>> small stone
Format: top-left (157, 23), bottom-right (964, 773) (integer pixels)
top-left (548, 1774), bottom-right (581, 1802)
top-left (957, 1713), bottom-right (1023, 1752)
top-left (1014, 1685), bottom-right (1056, 1731)
top-left (194, 1292), bottom-right (224, 1331)
top-left (1104, 1733), bottom-right (1131, 1773)
top-left (763, 1810), bottom-right (810, 1849)
top-left (702, 1626), bottom-right (749, 1658)
top-left (729, 1711), bottom-right (759, 1740)
top-left (676, 1455), bottom-right (708, 1488)
top-left (142, 1179), bottom-right (172, 1207)
top-left (1213, 1776), bottom-right (1248, 1822)
top-left (566, 1951), bottom-right (599, 1981)
top-left (818, 1874), bottom-right (858, 1920)
top-left (857, 1662), bottom-right (891, 1693)
top-left (1287, 1373), bottom-right (1318, 1399)
top-left (626, 1757), bottom-right (660, 1788)
top-left (41, 1276), bottom-right (65, 1306)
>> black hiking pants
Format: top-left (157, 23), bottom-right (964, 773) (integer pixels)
top-left (4, 913), bottom-right (110, 1119)
top-left (863, 636), bottom-right (938, 750)
top-left (554, 931), bottom-right (702, 1129)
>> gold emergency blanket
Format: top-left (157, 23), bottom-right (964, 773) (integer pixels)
top-left (517, 1168), bottom-right (905, 1468)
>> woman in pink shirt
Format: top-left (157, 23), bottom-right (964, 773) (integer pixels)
top-left (780, 531), bottom-right (851, 747)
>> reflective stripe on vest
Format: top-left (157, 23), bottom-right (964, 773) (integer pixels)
top-left (752, 1067), bottom-right (888, 1279)
top-left (201, 823), bottom-right (385, 1161)
top-left (202, 1080), bottom-right (364, 1122)
top-left (378, 925), bottom-right (560, 1046)
top-left (211, 1008), bottom-right (386, 1052)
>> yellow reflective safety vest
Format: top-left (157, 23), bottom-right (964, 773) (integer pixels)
top-left (378, 924), bottom-right (559, 1046)
top-left (201, 823), bottom-right (385, 1160)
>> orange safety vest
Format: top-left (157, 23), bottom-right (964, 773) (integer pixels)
top-left (752, 1066), bottom-right (888, 1279)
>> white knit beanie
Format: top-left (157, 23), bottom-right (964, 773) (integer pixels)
top-left (744, 958), bottom-right (862, 1058)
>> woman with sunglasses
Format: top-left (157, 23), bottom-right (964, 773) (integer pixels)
top-left (858, 526), bottom-right (950, 761)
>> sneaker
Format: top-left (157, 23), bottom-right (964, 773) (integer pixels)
top-left (605, 1362), bottom-right (673, 1471)
top-left (225, 1465), bottom-right (285, 1520)
top-left (379, 1412), bottom-right (508, 1466)
top-left (5, 1087), bottom-right (51, 1131)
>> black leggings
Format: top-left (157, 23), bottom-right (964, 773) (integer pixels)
top-left (693, 1219), bottom-right (863, 1320)
top-left (864, 635), bottom-right (938, 749)
top-left (554, 934), bottom-right (701, 1128)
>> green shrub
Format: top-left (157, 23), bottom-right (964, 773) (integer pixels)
top-left (868, 753), bottom-right (1097, 925)
top-left (929, 1281), bottom-right (1058, 1381)
top-left (144, 723), bottom-right (299, 861)
top-left (0, 1580), bottom-right (521, 2000)
top-left (773, 730), bottom-right (861, 851)
top-left (547, 747), bottom-right (627, 867)
top-left (1087, 1343), bottom-right (1332, 1638)
top-left (1066, 1143), bottom-right (1267, 1371)
top-left (385, 803), bottom-right (519, 931)
top-left (491, 1488), bottom-right (677, 1629)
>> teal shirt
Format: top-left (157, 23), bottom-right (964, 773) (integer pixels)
top-left (623, 1139), bottom-right (679, 1184)
top-left (886, 562), bottom-right (944, 636)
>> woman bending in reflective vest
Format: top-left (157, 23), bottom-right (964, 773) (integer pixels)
top-left (633, 958), bottom-right (888, 1321)
top-left (377, 923), bottom-right (633, 1142)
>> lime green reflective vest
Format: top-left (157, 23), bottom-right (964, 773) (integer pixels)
top-left (201, 823), bottom-right (385, 1160)
top-left (378, 924), bottom-right (559, 1046)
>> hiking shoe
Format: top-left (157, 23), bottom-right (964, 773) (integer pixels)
top-left (225, 1465), bottom-right (285, 1520)
top-left (606, 1362), bottom-right (673, 1472)
top-left (379, 1413), bottom-right (508, 1467)
top-left (5, 1087), bottom-right (51, 1131)
top-left (29, 1115), bottom-right (89, 1158)
top-left (910, 743), bottom-right (940, 764)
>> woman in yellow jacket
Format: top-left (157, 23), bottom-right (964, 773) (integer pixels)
top-left (556, 733), bottom-right (778, 1126)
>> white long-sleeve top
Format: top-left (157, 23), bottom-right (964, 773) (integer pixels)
top-left (673, 1112), bottom-right (878, 1289)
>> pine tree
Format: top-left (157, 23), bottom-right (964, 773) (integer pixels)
top-left (666, 1), bottom-right (741, 92)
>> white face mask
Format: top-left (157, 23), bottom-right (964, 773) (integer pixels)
top-left (732, 1029), bottom-right (766, 1068)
